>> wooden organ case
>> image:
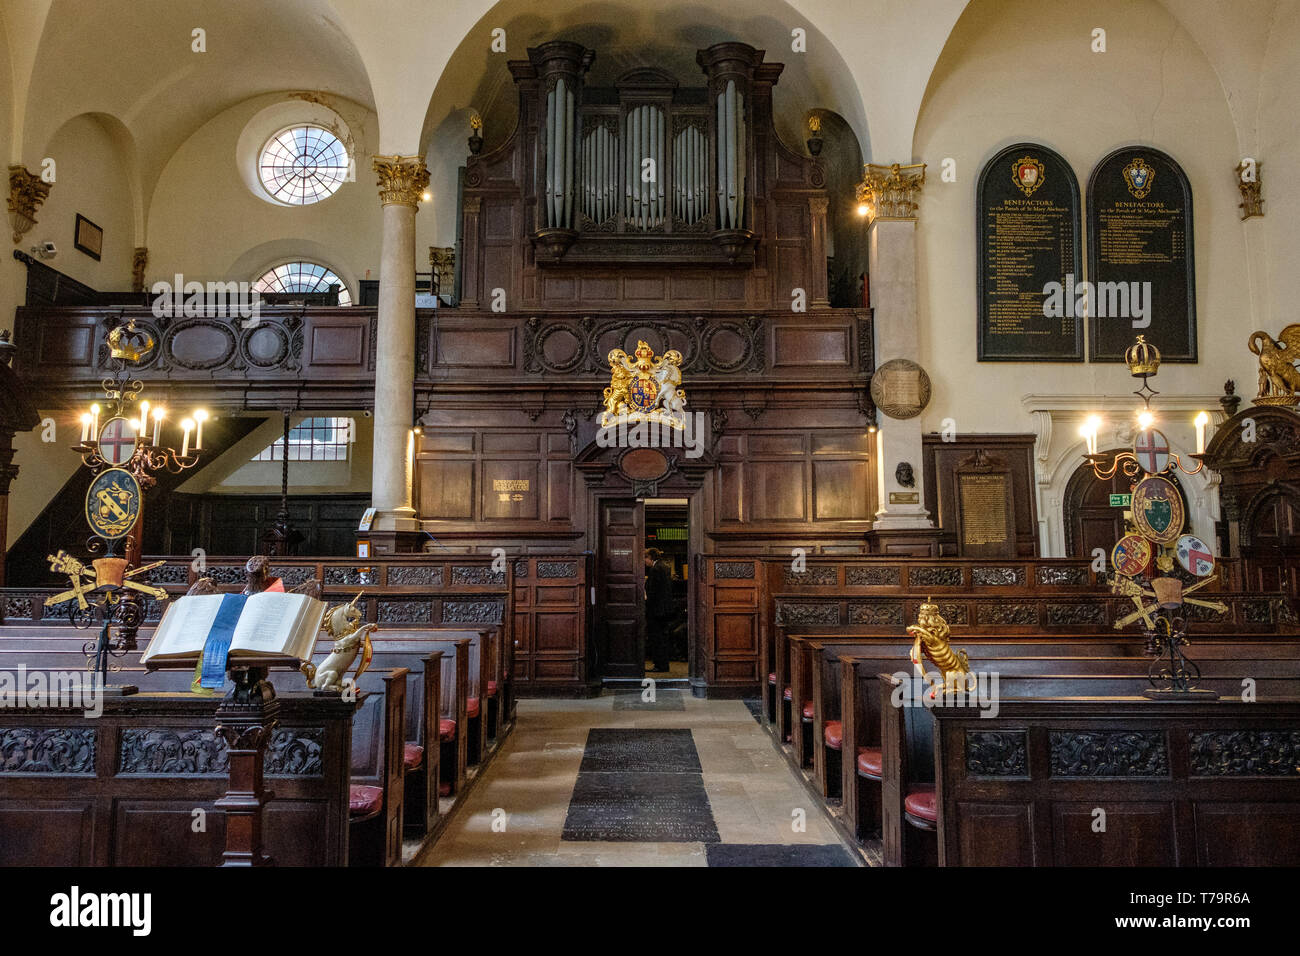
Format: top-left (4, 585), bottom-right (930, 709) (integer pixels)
top-left (459, 40), bottom-right (832, 311)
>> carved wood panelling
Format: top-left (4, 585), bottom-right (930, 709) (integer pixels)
top-left (848, 603), bottom-right (905, 626)
top-left (846, 566), bottom-right (900, 586)
top-left (0, 728), bottom-right (95, 773)
top-left (777, 602), bottom-right (840, 626)
top-left (117, 727), bottom-right (325, 776)
top-left (972, 566), bottom-right (1025, 587)
top-left (1189, 730), bottom-right (1300, 776)
top-left (715, 562), bottom-right (755, 579)
top-left (1049, 731), bottom-right (1169, 777)
top-left (965, 731), bottom-right (1028, 776)
top-left (976, 603), bottom-right (1038, 626)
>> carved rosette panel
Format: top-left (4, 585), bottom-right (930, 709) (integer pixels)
top-left (976, 603), bottom-right (1038, 626)
top-left (513, 560), bottom-right (530, 579)
top-left (910, 567), bottom-right (963, 588)
top-left (451, 566), bottom-right (506, 586)
top-left (1189, 730), bottom-right (1300, 776)
top-left (848, 603), bottom-right (905, 626)
top-left (714, 562), bottom-right (755, 580)
top-left (965, 731), bottom-right (1028, 776)
top-left (442, 601), bottom-right (506, 624)
top-left (972, 567), bottom-right (1025, 587)
top-left (522, 314), bottom-right (765, 376)
top-left (784, 567), bottom-right (838, 587)
top-left (538, 561), bottom-right (578, 579)
top-left (1049, 731), bottom-right (1169, 777)
top-left (776, 603), bottom-right (840, 627)
top-left (1046, 603), bottom-right (1106, 626)
top-left (387, 566), bottom-right (444, 586)
top-left (378, 600), bottom-right (432, 624)
top-left (1, 728), bottom-right (95, 773)
top-left (846, 566), bottom-right (900, 587)
top-left (325, 567), bottom-right (379, 586)
top-left (1037, 566), bottom-right (1089, 587)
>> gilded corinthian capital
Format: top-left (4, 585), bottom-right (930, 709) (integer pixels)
top-left (372, 155), bottom-right (430, 208)
top-left (8, 165), bottom-right (52, 243)
top-left (855, 162), bottom-right (926, 223)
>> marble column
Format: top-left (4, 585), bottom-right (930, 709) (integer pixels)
top-left (861, 163), bottom-right (933, 530)
top-left (370, 155), bottom-right (429, 532)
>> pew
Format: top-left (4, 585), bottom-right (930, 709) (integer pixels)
top-left (930, 694), bottom-right (1300, 865)
top-left (0, 690), bottom-right (358, 865)
top-left (784, 632), bottom-right (1300, 769)
top-left (875, 671), bottom-right (1300, 866)
top-left (329, 665), bottom-right (408, 867)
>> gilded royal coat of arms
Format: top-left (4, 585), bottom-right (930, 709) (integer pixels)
top-left (600, 341), bottom-right (688, 429)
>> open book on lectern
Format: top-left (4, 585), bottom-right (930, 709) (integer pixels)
top-left (141, 592), bottom-right (327, 666)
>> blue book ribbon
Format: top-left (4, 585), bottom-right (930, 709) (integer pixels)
top-left (199, 594), bottom-right (249, 689)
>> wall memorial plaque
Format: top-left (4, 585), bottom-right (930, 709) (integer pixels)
top-left (977, 143), bottom-right (1082, 361)
top-left (1087, 147), bottom-right (1196, 363)
top-left (956, 471), bottom-right (1015, 558)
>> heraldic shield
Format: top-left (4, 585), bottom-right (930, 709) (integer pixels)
top-left (600, 340), bottom-right (688, 429)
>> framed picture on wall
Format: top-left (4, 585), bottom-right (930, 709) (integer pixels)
top-left (74, 214), bottom-right (103, 260)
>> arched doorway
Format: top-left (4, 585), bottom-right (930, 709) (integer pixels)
top-left (1240, 484), bottom-right (1300, 594)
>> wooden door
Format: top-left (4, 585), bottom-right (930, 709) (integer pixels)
top-left (1243, 491), bottom-right (1300, 595)
top-left (598, 499), bottom-right (644, 678)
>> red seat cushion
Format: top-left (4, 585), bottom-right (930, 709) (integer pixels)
top-left (802, 700), bottom-right (815, 720)
top-left (438, 781), bottom-right (451, 797)
top-left (466, 697), bottom-right (481, 719)
top-left (782, 686), bottom-right (792, 701)
top-left (349, 784), bottom-right (383, 817)
top-left (904, 784), bottom-right (938, 822)
top-left (856, 747), bottom-right (883, 777)
top-left (768, 671), bottom-right (777, 684)
top-left (439, 718), bottom-right (456, 742)
top-left (403, 742), bottom-right (424, 771)
top-left (487, 680), bottom-right (498, 696)
top-left (823, 720), bottom-right (843, 750)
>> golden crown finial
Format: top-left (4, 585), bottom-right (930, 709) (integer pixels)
top-left (1126, 335), bottom-right (1161, 378)
top-left (106, 319), bottom-right (154, 364)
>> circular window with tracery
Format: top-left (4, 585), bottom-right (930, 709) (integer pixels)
top-left (253, 261), bottom-right (352, 306)
top-left (258, 125), bottom-right (349, 205)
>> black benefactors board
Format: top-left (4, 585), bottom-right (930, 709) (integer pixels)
top-left (1086, 147), bottom-right (1196, 362)
top-left (977, 143), bottom-right (1082, 361)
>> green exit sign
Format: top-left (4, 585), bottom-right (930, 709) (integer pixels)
top-left (1109, 493), bottom-right (1132, 507)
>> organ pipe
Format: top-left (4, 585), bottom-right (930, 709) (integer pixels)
top-left (716, 80), bottom-right (746, 229)
top-left (545, 77), bottom-right (576, 228)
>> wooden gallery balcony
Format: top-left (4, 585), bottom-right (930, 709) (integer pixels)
top-left (11, 305), bottom-right (875, 410)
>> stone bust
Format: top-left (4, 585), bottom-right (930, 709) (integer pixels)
top-left (895, 461), bottom-right (915, 488)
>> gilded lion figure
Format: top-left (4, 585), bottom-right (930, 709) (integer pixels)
top-left (906, 600), bottom-right (971, 694)
top-left (1249, 324), bottom-right (1300, 405)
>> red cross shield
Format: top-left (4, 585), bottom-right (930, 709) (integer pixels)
top-left (1133, 428), bottom-right (1170, 475)
top-left (97, 416), bottom-right (138, 466)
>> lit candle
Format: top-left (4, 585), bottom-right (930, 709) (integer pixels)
top-left (80, 413), bottom-right (91, 443)
top-left (90, 404), bottom-right (100, 437)
top-left (152, 407), bottom-right (165, 446)
top-left (180, 418), bottom-right (194, 458)
top-left (1137, 410), bottom-right (1154, 432)
top-left (193, 409), bottom-right (208, 450)
top-left (1195, 411), bottom-right (1209, 455)
top-left (138, 400), bottom-right (150, 438)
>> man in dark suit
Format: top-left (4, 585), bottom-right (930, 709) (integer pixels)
top-left (644, 548), bottom-right (674, 673)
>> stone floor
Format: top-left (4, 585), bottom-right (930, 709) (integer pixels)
top-left (421, 689), bottom-right (860, 866)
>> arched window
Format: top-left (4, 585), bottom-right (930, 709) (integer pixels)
top-left (258, 125), bottom-right (348, 205)
top-left (252, 261), bottom-right (352, 306)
